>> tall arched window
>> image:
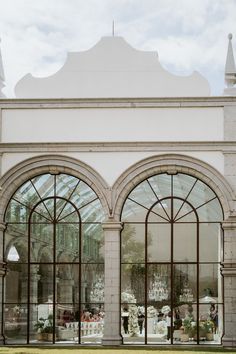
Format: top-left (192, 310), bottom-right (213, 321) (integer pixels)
top-left (121, 173), bottom-right (223, 345)
top-left (3, 173), bottom-right (105, 344)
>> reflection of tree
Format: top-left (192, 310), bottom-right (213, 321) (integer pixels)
top-left (122, 224), bottom-right (152, 263)
top-left (122, 224), bottom-right (152, 303)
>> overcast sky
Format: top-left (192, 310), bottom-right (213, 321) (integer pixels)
top-left (0, 0), bottom-right (236, 97)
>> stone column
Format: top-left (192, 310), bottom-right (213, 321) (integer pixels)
top-left (0, 223), bottom-right (7, 343)
top-left (102, 220), bottom-right (123, 346)
top-left (222, 216), bottom-right (236, 347)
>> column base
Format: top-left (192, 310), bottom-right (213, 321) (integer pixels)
top-left (222, 336), bottom-right (236, 347)
top-left (102, 335), bottom-right (123, 346)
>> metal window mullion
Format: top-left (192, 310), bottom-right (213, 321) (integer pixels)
top-left (27, 219), bottom-right (30, 344)
top-left (197, 221), bottom-right (199, 344)
top-left (170, 189), bottom-right (174, 344)
top-left (53, 194), bottom-right (56, 344)
top-left (78, 222), bottom-right (82, 344)
top-left (144, 221), bottom-right (148, 344)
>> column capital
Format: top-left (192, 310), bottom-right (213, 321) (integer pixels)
top-left (221, 263), bottom-right (236, 276)
top-left (222, 216), bottom-right (236, 230)
top-left (102, 221), bottom-right (123, 231)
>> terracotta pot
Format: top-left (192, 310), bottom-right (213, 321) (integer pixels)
top-left (180, 333), bottom-right (189, 342)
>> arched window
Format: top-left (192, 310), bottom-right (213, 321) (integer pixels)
top-left (121, 173), bottom-right (223, 345)
top-left (3, 173), bottom-right (105, 344)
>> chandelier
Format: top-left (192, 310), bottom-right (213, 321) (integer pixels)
top-left (148, 274), bottom-right (169, 301)
top-left (90, 277), bottom-right (104, 303)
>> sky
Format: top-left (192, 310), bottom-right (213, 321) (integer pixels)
top-left (0, 0), bottom-right (236, 97)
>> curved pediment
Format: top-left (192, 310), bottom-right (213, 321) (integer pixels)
top-left (15, 36), bottom-right (210, 98)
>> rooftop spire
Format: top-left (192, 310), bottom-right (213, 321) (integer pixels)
top-left (225, 33), bottom-right (236, 88)
top-left (0, 37), bottom-right (5, 98)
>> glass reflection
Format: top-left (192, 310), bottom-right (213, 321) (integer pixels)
top-left (4, 172), bottom-right (104, 344)
top-left (4, 304), bottom-right (27, 344)
top-left (121, 223), bottom-right (145, 263)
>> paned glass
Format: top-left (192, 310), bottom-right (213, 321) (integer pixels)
top-left (4, 303), bottom-right (27, 344)
top-left (5, 228), bottom-right (28, 262)
top-left (173, 174), bottom-right (197, 200)
top-left (199, 264), bottom-right (220, 302)
top-left (173, 223), bottom-right (197, 262)
top-left (56, 264), bottom-right (79, 303)
top-left (56, 223), bottom-right (80, 262)
top-left (56, 303), bottom-right (79, 342)
top-left (173, 264), bottom-right (197, 305)
top-left (121, 264), bottom-right (145, 304)
top-left (121, 198), bottom-right (148, 222)
top-left (80, 264), bottom-right (104, 304)
top-left (197, 199), bottom-right (223, 222)
top-left (5, 263), bottom-right (28, 303)
top-left (30, 224), bottom-right (53, 262)
top-left (35, 264), bottom-right (53, 304)
top-left (128, 180), bottom-right (158, 209)
top-left (5, 199), bottom-right (29, 223)
top-left (80, 303), bottom-right (104, 343)
top-left (148, 174), bottom-right (171, 200)
top-left (147, 264), bottom-right (171, 303)
top-left (82, 223), bottom-right (104, 262)
top-left (173, 199), bottom-right (197, 222)
top-left (121, 223), bottom-right (145, 263)
top-left (31, 174), bottom-right (55, 199)
top-left (70, 181), bottom-right (97, 209)
top-left (199, 223), bottom-right (221, 262)
top-left (187, 179), bottom-right (216, 210)
top-left (56, 174), bottom-right (79, 199)
top-left (79, 199), bottom-right (104, 222)
top-left (147, 223), bottom-right (171, 262)
top-left (148, 199), bottom-right (171, 222)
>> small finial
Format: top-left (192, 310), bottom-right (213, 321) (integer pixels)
top-left (225, 32), bottom-right (236, 91)
top-left (112, 20), bottom-right (115, 36)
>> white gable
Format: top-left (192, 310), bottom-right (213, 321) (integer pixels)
top-left (15, 36), bottom-right (210, 98)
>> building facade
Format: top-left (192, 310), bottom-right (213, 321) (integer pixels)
top-left (0, 34), bottom-right (236, 347)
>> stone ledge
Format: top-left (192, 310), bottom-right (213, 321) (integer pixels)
top-left (222, 336), bottom-right (236, 347)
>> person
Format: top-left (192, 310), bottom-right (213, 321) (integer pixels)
top-left (166, 311), bottom-right (171, 340)
top-left (137, 310), bottom-right (145, 334)
top-left (209, 303), bottom-right (218, 333)
top-left (122, 307), bottom-right (129, 334)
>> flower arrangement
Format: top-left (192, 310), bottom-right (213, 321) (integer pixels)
top-left (200, 320), bottom-right (214, 334)
top-left (147, 306), bottom-right (157, 318)
top-left (121, 291), bottom-right (136, 303)
top-left (128, 305), bottom-right (139, 337)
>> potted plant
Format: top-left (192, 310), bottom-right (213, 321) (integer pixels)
top-left (201, 320), bottom-right (214, 341)
top-left (34, 317), bottom-right (46, 341)
top-left (34, 315), bottom-right (54, 341)
top-left (42, 314), bottom-right (53, 341)
top-left (180, 317), bottom-right (194, 342)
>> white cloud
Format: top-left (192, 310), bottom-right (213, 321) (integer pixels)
top-left (0, 0), bottom-right (235, 96)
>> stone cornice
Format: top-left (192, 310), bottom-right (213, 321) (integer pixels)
top-left (0, 96), bottom-right (236, 109)
top-left (0, 141), bottom-right (236, 153)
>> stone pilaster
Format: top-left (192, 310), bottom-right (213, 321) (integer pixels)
top-left (222, 216), bottom-right (236, 347)
top-left (102, 220), bottom-right (123, 346)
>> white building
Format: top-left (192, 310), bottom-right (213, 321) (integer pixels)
top-left (0, 33), bottom-right (236, 347)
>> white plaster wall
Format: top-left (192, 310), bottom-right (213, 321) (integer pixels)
top-left (1, 151), bottom-right (224, 187)
top-left (2, 107), bottom-right (223, 143)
